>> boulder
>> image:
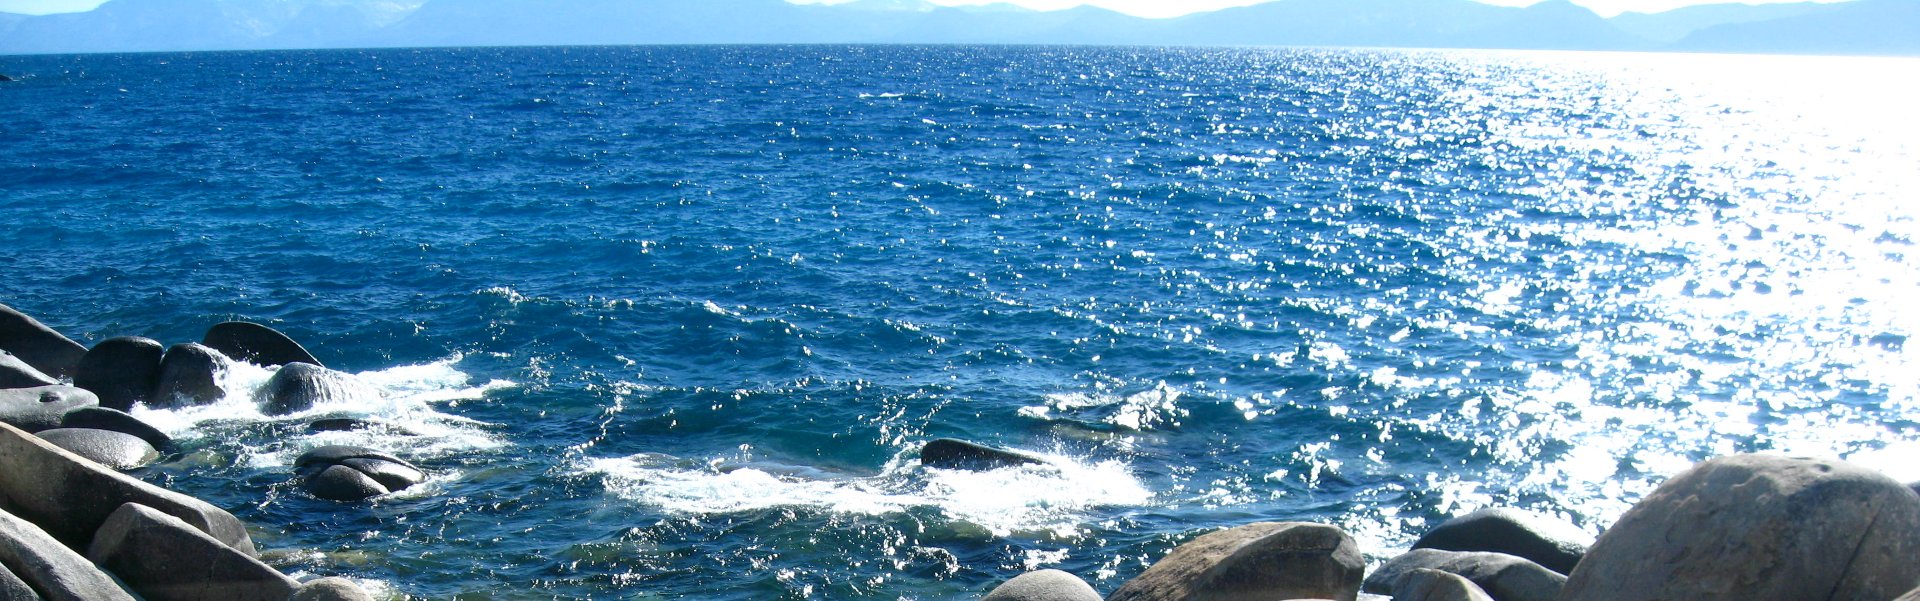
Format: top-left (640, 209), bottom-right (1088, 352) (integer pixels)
top-left (88, 503), bottom-right (296, 601)
top-left (258, 363), bottom-right (374, 416)
top-left (72, 337), bottom-right (164, 412)
top-left (0, 422), bottom-right (255, 555)
top-left (1560, 454), bottom-right (1920, 601)
top-left (1391, 568), bottom-right (1495, 601)
top-left (290, 577), bottom-right (375, 601)
top-left (339, 457), bottom-right (425, 491)
top-left (294, 445), bottom-right (424, 501)
top-left (1898, 586), bottom-right (1920, 601)
top-left (151, 343), bottom-right (230, 408)
top-left (0, 350), bottom-right (58, 389)
top-left (1363, 549), bottom-right (1563, 601)
top-left (1411, 508), bottom-right (1590, 575)
top-left (294, 445), bottom-right (411, 469)
top-left (920, 438), bottom-right (1044, 470)
top-left (1108, 522), bottom-right (1365, 601)
top-left (983, 569), bottom-right (1101, 601)
top-left (0, 507), bottom-right (139, 601)
top-left (0, 304), bottom-right (87, 379)
top-left (34, 428), bottom-right (160, 470)
top-left (201, 321), bottom-right (320, 367)
top-left (0, 560), bottom-right (40, 601)
top-left (308, 417), bottom-right (413, 435)
top-left (303, 465), bottom-right (390, 502)
top-left (59, 406), bottom-right (172, 450)
top-left (0, 386), bottom-right (97, 433)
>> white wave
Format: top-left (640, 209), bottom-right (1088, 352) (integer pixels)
top-left (1022, 383), bottom-right (1187, 431)
top-left (583, 448), bottom-right (1152, 538)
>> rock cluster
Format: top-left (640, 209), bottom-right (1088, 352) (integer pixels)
top-left (1, 303), bottom-right (396, 600)
top-left (985, 454), bottom-right (1920, 601)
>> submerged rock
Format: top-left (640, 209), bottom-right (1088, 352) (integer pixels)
top-left (35, 428), bottom-right (160, 470)
top-left (89, 503), bottom-right (296, 601)
top-left (1108, 522), bottom-right (1365, 601)
top-left (920, 438), bottom-right (1044, 470)
top-left (73, 336), bottom-right (165, 411)
top-left (259, 363), bottom-right (375, 415)
top-left (0, 385), bottom-right (98, 433)
top-left (1364, 549), bottom-right (1563, 601)
top-left (295, 445), bottom-right (425, 501)
top-left (1560, 454), bottom-right (1920, 601)
top-left (0, 303), bottom-right (88, 379)
top-left (983, 569), bottom-right (1101, 601)
top-left (0, 349), bottom-right (58, 389)
top-left (152, 342), bottom-right (230, 408)
top-left (202, 321), bottom-right (321, 367)
top-left (60, 406), bottom-right (172, 450)
top-left (1411, 508), bottom-right (1590, 575)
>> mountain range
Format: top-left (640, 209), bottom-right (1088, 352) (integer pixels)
top-left (1, 0), bottom-right (1916, 56)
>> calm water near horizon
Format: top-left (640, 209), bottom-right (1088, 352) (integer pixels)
top-left (2, 45), bottom-right (1917, 599)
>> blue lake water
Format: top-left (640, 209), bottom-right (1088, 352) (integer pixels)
top-left (2, 45), bottom-right (1918, 599)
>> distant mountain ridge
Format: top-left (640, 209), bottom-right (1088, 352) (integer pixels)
top-left (0, 0), bottom-right (1914, 55)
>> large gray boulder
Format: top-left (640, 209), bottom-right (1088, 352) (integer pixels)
top-left (202, 321), bottom-right (320, 367)
top-left (1108, 522), bottom-right (1365, 601)
top-left (151, 343), bottom-right (230, 408)
top-left (0, 560), bottom-right (40, 601)
top-left (1411, 508), bottom-right (1590, 575)
top-left (0, 304), bottom-right (87, 379)
top-left (1560, 454), bottom-right (1920, 601)
top-left (0, 422), bottom-right (255, 555)
top-left (72, 337), bottom-right (164, 412)
top-left (0, 386), bottom-right (97, 433)
top-left (34, 428), bottom-right (159, 471)
top-left (1362, 549), bottom-right (1562, 601)
top-left (983, 569), bottom-right (1100, 601)
top-left (295, 445), bottom-right (425, 501)
top-left (258, 363), bottom-right (375, 416)
top-left (0, 350), bottom-right (58, 389)
top-left (1390, 568), bottom-right (1495, 601)
top-left (289, 577), bottom-right (375, 601)
top-left (87, 503), bottom-right (296, 601)
top-left (0, 507), bottom-right (138, 601)
top-left (59, 406), bottom-right (171, 450)
top-left (921, 438), bottom-right (1044, 471)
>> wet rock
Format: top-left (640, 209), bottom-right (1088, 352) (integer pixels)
top-left (1391, 568), bottom-right (1495, 601)
top-left (259, 363), bottom-right (375, 415)
top-left (60, 406), bottom-right (172, 450)
top-left (1364, 549), bottom-right (1563, 601)
top-left (88, 502), bottom-right (296, 601)
top-left (151, 342), bottom-right (230, 408)
top-left (202, 321), bottom-right (320, 367)
top-left (983, 569), bottom-right (1100, 601)
top-left (1560, 454), bottom-right (1920, 601)
top-left (1411, 508), bottom-right (1590, 575)
top-left (308, 417), bottom-right (415, 435)
top-left (35, 428), bottom-right (160, 470)
top-left (0, 507), bottom-right (138, 601)
top-left (73, 336), bottom-right (164, 411)
top-left (1108, 522), bottom-right (1365, 601)
top-left (290, 577), bottom-right (375, 601)
top-left (920, 438), bottom-right (1044, 470)
top-left (0, 385), bottom-right (98, 432)
top-left (295, 445), bottom-right (424, 501)
top-left (0, 422), bottom-right (255, 554)
top-left (0, 303), bottom-right (88, 379)
top-left (0, 349), bottom-right (58, 389)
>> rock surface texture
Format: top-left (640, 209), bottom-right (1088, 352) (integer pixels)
top-left (259, 363), bottom-right (374, 415)
top-left (982, 569), bottom-right (1102, 601)
top-left (1411, 508), bottom-right (1589, 575)
top-left (919, 438), bottom-right (1044, 470)
top-left (152, 343), bottom-right (230, 408)
top-left (1363, 549), bottom-right (1563, 601)
top-left (0, 350), bottom-right (58, 389)
top-left (1390, 568), bottom-right (1495, 601)
top-left (33, 428), bottom-right (160, 470)
top-left (58, 406), bottom-right (172, 450)
top-left (88, 503), bottom-right (297, 601)
top-left (0, 386), bottom-right (98, 433)
top-left (295, 445), bottom-right (425, 501)
top-left (0, 304), bottom-right (88, 379)
top-left (202, 321), bottom-right (321, 367)
top-left (72, 336), bottom-right (165, 412)
top-left (1559, 454), bottom-right (1920, 601)
top-left (0, 422), bottom-right (255, 554)
top-left (1107, 522), bottom-right (1365, 601)
top-left (0, 507), bottom-right (138, 601)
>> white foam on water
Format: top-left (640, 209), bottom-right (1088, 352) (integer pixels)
top-left (1023, 383), bottom-right (1187, 431)
top-left (583, 448), bottom-right (1152, 538)
top-left (131, 355), bottom-right (514, 468)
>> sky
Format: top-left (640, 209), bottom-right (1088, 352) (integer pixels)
top-left (0, 0), bottom-right (1852, 18)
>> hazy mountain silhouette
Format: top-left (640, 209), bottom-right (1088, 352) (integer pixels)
top-left (0, 0), bottom-right (1912, 55)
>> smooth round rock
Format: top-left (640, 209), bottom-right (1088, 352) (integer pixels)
top-left (0, 349), bottom-right (58, 389)
top-left (294, 445), bottom-right (410, 470)
top-left (259, 363), bottom-right (375, 415)
top-left (339, 457), bottom-right (425, 491)
top-left (0, 303), bottom-right (88, 379)
top-left (152, 342), bottom-right (230, 408)
top-left (1, 385), bottom-right (99, 433)
top-left (984, 569), bottom-right (1101, 601)
top-left (202, 321), bottom-right (321, 367)
top-left (304, 464), bottom-right (390, 501)
top-left (34, 428), bottom-right (161, 470)
top-left (1364, 549), bottom-right (1563, 601)
top-left (60, 406), bottom-right (172, 450)
top-left (291, 577), bottom-right (375, 601)
top-left (1109, 522), bottom-right (1365, 601)
top-left (1393, 568), bottom-right (1495, 601)
top-left (1412, 508), bottom-right (1591, 575)
top-left (1561, 454), bottom-right (1920, 601)
top-left (73, 336), bottom-right (165, 411)
top-left (921, 438), bottom-right (1044, 470)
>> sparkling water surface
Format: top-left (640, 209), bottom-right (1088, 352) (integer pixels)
top-left (2, 46), bottom-right (1918, 600)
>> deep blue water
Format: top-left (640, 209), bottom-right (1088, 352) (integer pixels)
top-left (3, 46), bottom-right (1918, 600)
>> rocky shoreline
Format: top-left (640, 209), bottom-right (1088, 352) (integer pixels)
top-left (6, 300), bottom-right (1920, 600)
